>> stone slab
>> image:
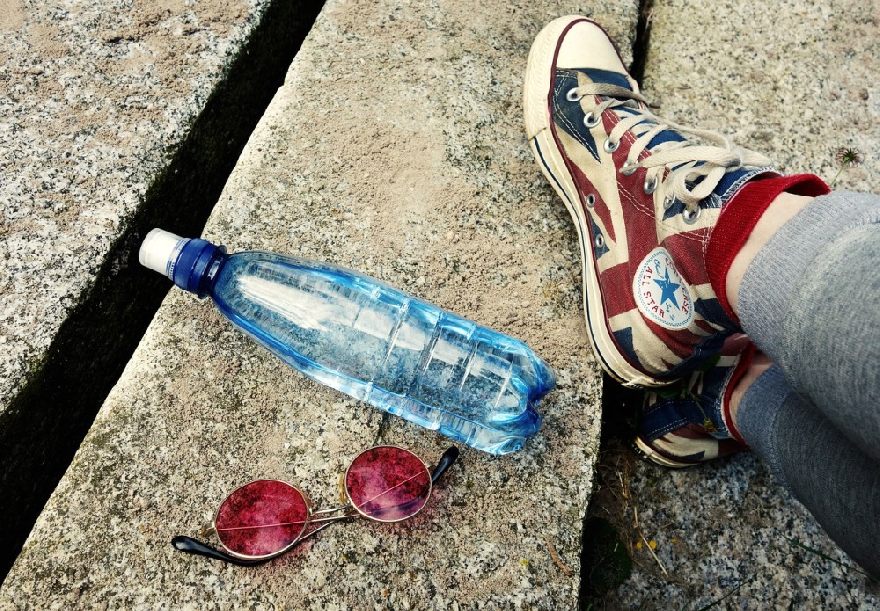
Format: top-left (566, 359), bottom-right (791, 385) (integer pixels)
top-left (0, 1), bottom-right (639, 607)
top-left (640, 0), bottom-right (878, 192)
top-left (0, 0), bottom-right (270, 428)
top-left (606, 0), bottom-right (880, 606)
top-left (0, 0), bottom-right (324, 573)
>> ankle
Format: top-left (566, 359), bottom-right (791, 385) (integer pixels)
top-left (725, 192), bottom-right (813, 314)
top-left (728, 351), bottom-right (773, 431)
top-left (706, 173), bottom-right (829, 323)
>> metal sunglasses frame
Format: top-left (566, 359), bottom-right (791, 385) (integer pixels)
top-left (171, 445), bottom-right (459, 566)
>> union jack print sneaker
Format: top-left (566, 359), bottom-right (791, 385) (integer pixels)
top-left (523, 16), bottom-right (774, 387)
top-left (633, 342), bottom-right (755, 468)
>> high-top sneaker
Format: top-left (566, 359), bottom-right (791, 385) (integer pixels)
top-left (523, 16), bottom-right (774, 387)
top-left (634, 341), bottom-right (755, 467)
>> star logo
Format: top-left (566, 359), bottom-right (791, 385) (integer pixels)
top-left (653, 268), bottom-right (681, 308)
top-left (632, 247), bottom-right (694, 330)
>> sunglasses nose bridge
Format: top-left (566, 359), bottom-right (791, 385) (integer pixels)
top-left (308, 504), bottom-right (357, 523)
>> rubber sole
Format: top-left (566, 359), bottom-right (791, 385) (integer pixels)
top-left (632, 435), bottom-right (695, 469)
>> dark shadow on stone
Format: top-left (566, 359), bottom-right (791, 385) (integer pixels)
top-left (629, 0), bottom-right (655, 87)
top-left (580, 517), bottom-right (633, 605)
top-left (0, 0), bottom-right (326, 582)
top-left (597, 373), bottom-right (642, 444)
top-left (578, 373), bottom-right (643, 609)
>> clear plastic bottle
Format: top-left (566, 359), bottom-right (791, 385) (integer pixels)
top-left (140, 229), bottom-right (555, 455)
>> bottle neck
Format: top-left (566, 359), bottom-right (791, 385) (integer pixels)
top-left (170, 238), bottom-right (227, 298)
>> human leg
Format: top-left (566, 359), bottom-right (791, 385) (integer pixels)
top-left (636, 349), bottom-right (880, 577)
top-left (728, 191), bottom-right (880, 460)
top-left (736, 364), bottom-right (880, 578)
top-left (524, 12), bottom-right (880, 579)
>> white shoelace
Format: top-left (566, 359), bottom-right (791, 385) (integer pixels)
top-left (566, 83), bottom-right (771, 218)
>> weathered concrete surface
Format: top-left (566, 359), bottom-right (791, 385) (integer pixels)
top-left (0, 1), bottom-right (639, 607)
top-left (1, 0), bottom-right (265, 433)
top-left (0, 0), bottom-right (322, 576)
top-left (606, 0), bottom-right (880, 607)
top-left (640, 0), bottom-right (878, 191)
top-left (607, 451), bottom-right (880, 608)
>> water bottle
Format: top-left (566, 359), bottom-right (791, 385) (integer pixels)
top-left (139, 229), bottom-right (555, 455)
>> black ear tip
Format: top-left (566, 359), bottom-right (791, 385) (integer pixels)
top-left (430, 446), bottom-right (460, 483)
top-left (171, 535), bottom-right (204, 554)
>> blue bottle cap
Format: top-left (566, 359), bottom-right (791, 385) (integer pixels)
top-left (139, 228), bottom-right (225, 297)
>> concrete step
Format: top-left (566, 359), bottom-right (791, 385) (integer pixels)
top-left (0, 1), bottom-right (638, 607)
top-left (0, 0), bottom-right (322, 576)
top-left (604, 0), bottom-right (879, 606)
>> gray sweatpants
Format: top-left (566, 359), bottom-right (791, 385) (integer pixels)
top-left (736, 191), bottom-right (880, 578)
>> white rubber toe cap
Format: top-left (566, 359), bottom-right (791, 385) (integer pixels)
top-left (555, 18), bottom-right (633, 80)
top-left (523, 16), bottom-right (639, 139)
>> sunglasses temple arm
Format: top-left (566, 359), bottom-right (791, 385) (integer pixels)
top-left (430, 446), bottom-right (460, 484)
top-left (169, 523), bottom-right (341, 567)
top-left (170, 506), bottom-right (357, 566)
top-left (170, 535), bottom-right (270, 567)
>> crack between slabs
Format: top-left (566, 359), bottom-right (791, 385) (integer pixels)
top-left (630, 0), bottom-right (656, 87)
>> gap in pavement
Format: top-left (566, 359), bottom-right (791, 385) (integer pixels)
top-left (629, 0), bottom-right (655, 86)
top-left (579, 2), bottom-right (654, 604)
top-left (0, 0), bottom-right (326, 582)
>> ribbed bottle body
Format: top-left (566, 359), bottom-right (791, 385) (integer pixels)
top-left (210, 252), bottom-right (554, 455)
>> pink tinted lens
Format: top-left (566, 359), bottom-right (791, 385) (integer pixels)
top-left (345, 446), bottom-right (431, 522)
top-left (214, 479), bottom-right (308, 558)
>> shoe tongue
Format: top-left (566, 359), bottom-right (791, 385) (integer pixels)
top-left (661, 165), bottom-right (770, 221)
top-left (574, 69), bottom-right (687, 150)
top-left (616, 106), bottom-right (686, 149)
top-left (708, 166), bottom-right (768, 200)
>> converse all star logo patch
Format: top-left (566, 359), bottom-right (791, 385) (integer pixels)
top-left (632, 247), bottom-right (694, 330)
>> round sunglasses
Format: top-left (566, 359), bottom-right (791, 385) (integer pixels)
top-left (172, 445), bottom-right (459, 566)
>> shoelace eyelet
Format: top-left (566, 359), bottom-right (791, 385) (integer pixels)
top-left (603, 138), bottom-right (620, 153)
top-left (566, 87), bottom-right (582, 102)
top-left (585, 193), bottom-right (595, 208)
top-left (620, 160), bottom-right (638, 176)
top-left (583, 112), bottom-right (601, 128)
top-left (682, 207), bottom-right (702, 224)
top-left (594, 233), bottom-right (605, 248)
top-left (643, 176), bottom-right (658, 194)
top-left (663, 196), bottom-right (675, 211)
